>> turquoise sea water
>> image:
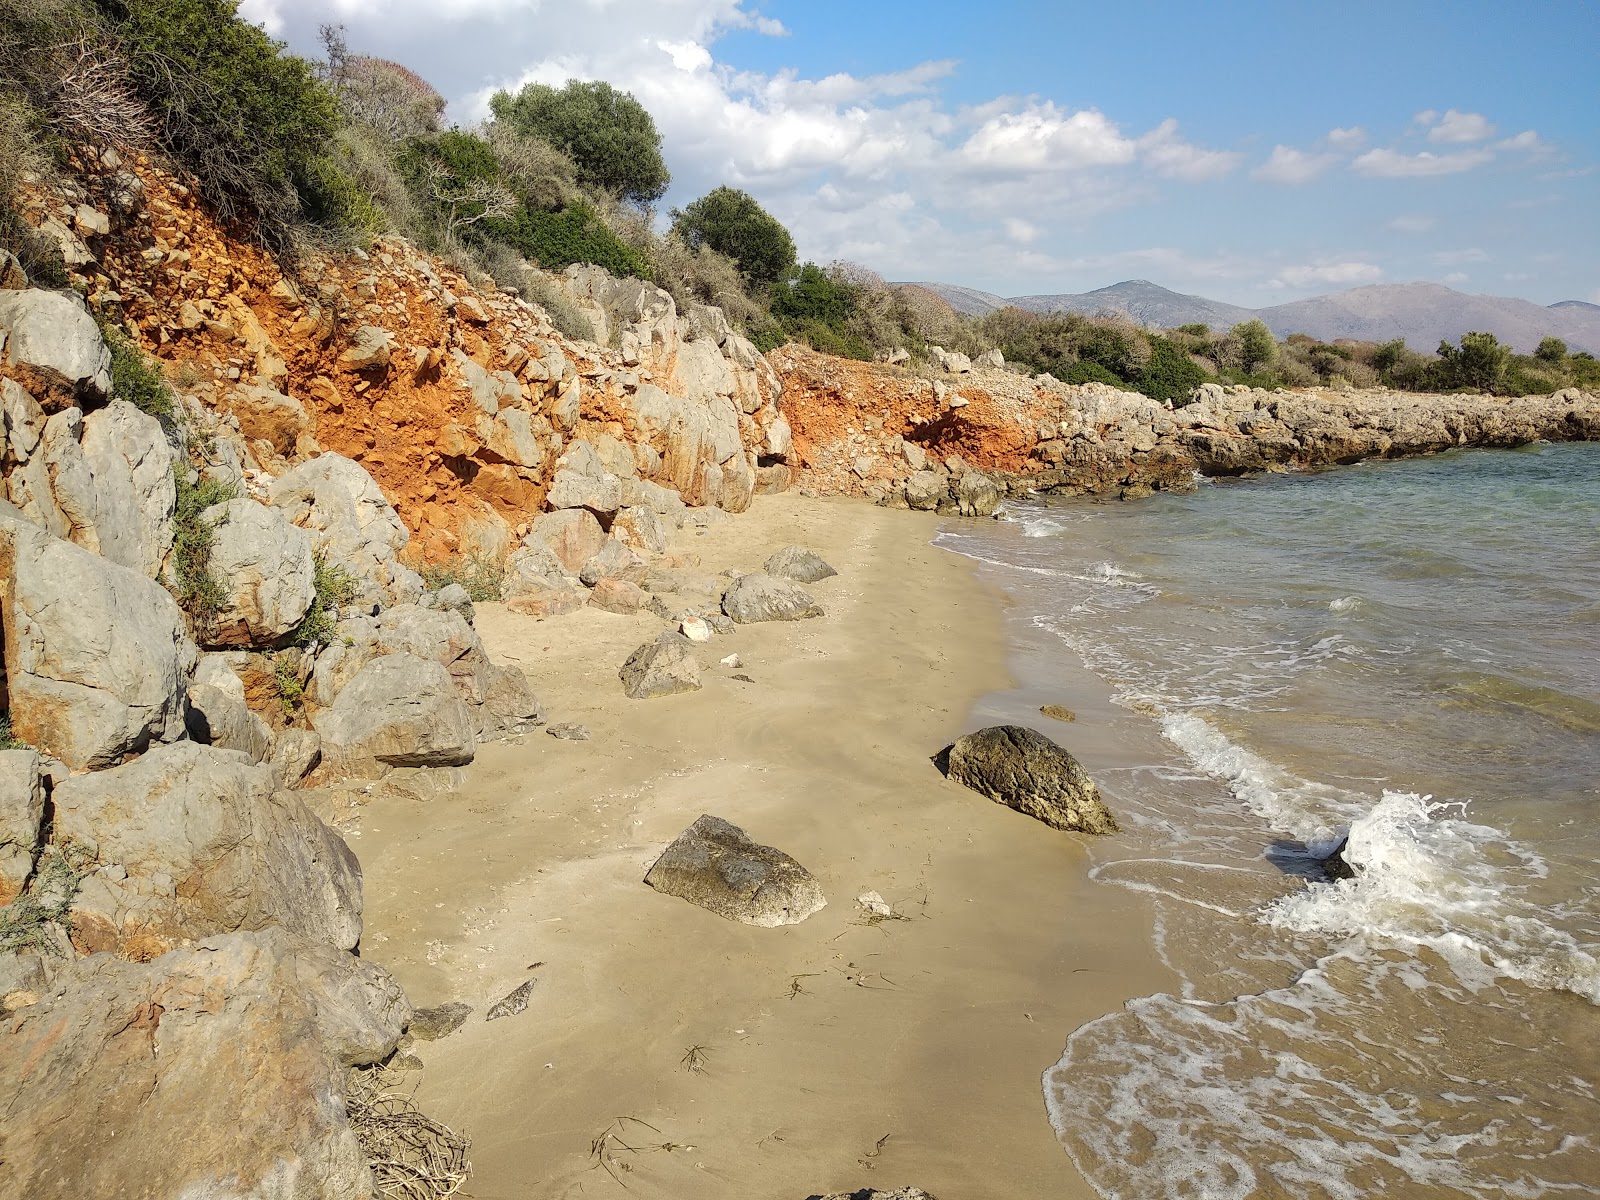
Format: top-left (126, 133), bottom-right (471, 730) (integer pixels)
top-left (939, 443), bottom-right (1600, 1199)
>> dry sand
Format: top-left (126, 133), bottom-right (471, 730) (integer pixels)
top-left (351, 494), bottom-right (1172, 1199)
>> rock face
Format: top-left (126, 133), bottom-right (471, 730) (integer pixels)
top-left (722, 571), bottom-right (824, 624)
top-left (269, 453), bottom-right (411, 602)
top-left (202, 498), bottom-right (317, 647)
top-left (0, 288), bottom-right (112, 402)
top-left (619, 639), bottom-right (702, 699)
top-left (0, 508), bottom-right (196, 769)
top-left (0, 748), bottom-right (44, 903)
top-left (313, 652), bottom-right (477, 769)
top-left (50, 742), bottom-right (364, 954)
top-left (79, 400), bottom-right (177, 578)
top-left (646, 815), bottom-right (826, 927)
top-left (764, 544), bottom-right (838, 583)
top-left (0, 929), bottom-right (409, 1200)
top-left (944, 725), bottom-right (1117, 835)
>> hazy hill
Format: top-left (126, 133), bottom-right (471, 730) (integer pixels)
top-left (909, 279), bottom-right (1600, 354)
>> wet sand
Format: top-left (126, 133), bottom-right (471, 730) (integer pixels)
top-left (350, 494), bottom-right (1171, 1199)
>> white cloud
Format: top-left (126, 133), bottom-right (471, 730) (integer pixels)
top-left (1352, 147), bottom-right (1495, 177)
top-left (1433, 247), bottom-right (1489, 265)
top-left (1252, 144), bottom-right (1338, 185)
top-left (1272, 261), bottom-right (1384, 289)
top-left (1327, 126), bottom-right (1366, 149)
top-left (1427, 109), bottom-right (1496, 144)
top-left (1412, 109), bottom-right (1439, 126)
top-left (959, 104), bottom-right (1137, 171)
top-left (238, 0), bottom-right (284, 32)
top-left (1138, 119), bottom-right (1242, 181)
top-left (1004, 217), bottom-right (1040, 244)
top-left (1386, 213), bottom-right (1436, 233)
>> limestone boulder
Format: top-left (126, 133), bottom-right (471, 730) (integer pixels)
top-left (0, 289), bottom-right (111, 403)
top-left (956, 469), bottom-right (1003, 517)
top-left (269, 453), bottom-right (410, 599)
top-left (528, 507), bottom-right (607, 573)
top-left (229, 384), bottom-right (313, 454)
top-left (722, 571), bottom-right (824, 624)
top-left (479, 662), bottom-right (544, 737)
top-left (270, 728), bottom-right (324, 789)
top-left (51, 742), bottom-right (363, 954)
top-left (546, 439), bottom-right (623, 515)
top-left (372, 604), bottom-right (492, 704)
top-left (312, 653), bottom-right (476, 768)
top-left (0, 928), bottom-right (409, 1200)
top-left (590, 577), bottom-right (648, 615)
top-left (79, 400), bottom-right (177, 578)
top-left (903, 469), bottom-right (946, 511)
top-left (0, 508), bottom-right (196, 769)
top-left (0, 748), bottom-right (44, 903)
top-left (185, 681), bottom-right (272, 763)
top-left (943, 725), bottom-right (1117, 835)
top-left (202, 498), bottom-right (317, 648)
top-left (763, 545), bottom-right (838, 583)
top-left (337, 324), bottom-right (393, 371)
top-left (645, 814), bottom-right (826, 927)
top-left (619, 639), bottom-right (701, 699)
top-left (612, 504), bottom-right (669, 554)
top-left (502, 542), bottom-right (588, 618)
top-left (578, 535), bottom-right (648, 587)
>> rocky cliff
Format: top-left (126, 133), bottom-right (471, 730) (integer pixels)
top-left (772, 346), bottom-right (1600, 510)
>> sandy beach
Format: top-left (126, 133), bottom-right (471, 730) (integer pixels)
top-left (349, 494), bottom-right (1171, 1199)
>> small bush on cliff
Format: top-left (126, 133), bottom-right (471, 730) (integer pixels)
top-left (489, 79), bottom-right (669, 205)
top-left (170, 470), bottom-right (237, 625)
top-left (97, 316), bottom-right (176, 419)
top-left (292, 553), bottom-right (359, 649)
top-left (1136, 337), bottom-right (1210, 404)
top-left (493, 202), bottom-right (649, 279)
top-left (671, 186), bottom-right (796, 289)
top-left (1436, 331), bottom-right (1511, 393)
top-left (417, 554), bottom-right (504, 603)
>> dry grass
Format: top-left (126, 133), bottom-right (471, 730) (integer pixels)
top-left (346, 1065), bottom-right (472, 1200)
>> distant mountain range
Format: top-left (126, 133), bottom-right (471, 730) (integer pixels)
top-left (905, 279), bottom-right (1600, 355)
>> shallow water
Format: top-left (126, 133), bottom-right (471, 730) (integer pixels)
top-left (939, 443), bottom-right (1600, 1198)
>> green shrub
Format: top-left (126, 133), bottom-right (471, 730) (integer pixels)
top-left (98, 0), bottom-right (341, 242)
top-left (489, 79), bottom-right (669, 205)
top-left (292, 553), bottom-right (358, 648)
top-left (670, 186), bottom-right (796, 288)
top-left (1136, 337), bottom-right (1210, 404)
top-left (1053, 360), bottom-right (1125, 387)
top-left (1568, 353), bottom-right (1600, 389)
top-left (1436, 330), bottom-right (1511, 393)
top-left (169, 468), bottom-right (236, 625)
top-left (97, 317), bottom-right (176, 420)
top-left (417, 553), bottom-right (504, 603)
top-left (0, 714), bottom-right (26, 750)
top-left (270, 651), bottom-right (303, 717)
top-left (1231, 319), bottom-right (1277, 374)
top-left (493, 201), bottom-right (649, 279)
top-left (1535, 336), bottom-right (1568, 364)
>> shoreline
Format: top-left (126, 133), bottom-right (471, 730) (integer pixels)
top-left (351, 493), bottom-right (1171, 1198)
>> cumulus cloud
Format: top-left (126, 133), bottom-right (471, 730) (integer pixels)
top-left (1137, 119), bottom-right (1242, 181)
top-left (959, 104), bottom-right (1137, 171)
top-left (237, 0), bottom-right (284, 32)
top-left (1352, 147), bottom-right (1495, 177)
top-left (1272, 261), bottom-right (1384, 289)
top-left (1427, 109), bottom-right (1496, 144)
top-left (1252, 145), bottom-right (1338, 185)
top-left (1327, 126), bottom-right (1366, 149)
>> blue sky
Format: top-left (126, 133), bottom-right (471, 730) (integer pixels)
top-left (250, 0), bottom-right (1598, 306)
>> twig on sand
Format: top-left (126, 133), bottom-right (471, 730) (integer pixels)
top-left (784, 972), bottom-right (821, 999)
top-left (857, 1132), bottom-right (893, 1169)
top-left (680, 1044), bottom-right (711, 1073)
top-left (346, 1066), bottom-right (472, 1200)
top-left (588, 1117), bottom-right (687, 1187)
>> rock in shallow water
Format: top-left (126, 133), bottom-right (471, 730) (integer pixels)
top-left (645, 814), bottom-right (826, 927)
top-left (943, 725), bottom-right (1116, 835)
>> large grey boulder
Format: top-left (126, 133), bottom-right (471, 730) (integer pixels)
top-left (0, 748), bottom-right (44, 904)
top-left (722, 571), bottom-right (824, 624)
top-left (312, 652), bottom-right (476, 768)
top-left (80, 400), bottom-right (177, 578)
top-left (51, 742), bottom-right (363, 955)
top-left (764, 544), bottom-right (838, 583)
top-left (645, 814), bottom-right (826, 927)
top-left (185, 681), bottom-right (273, 763)
top-left (202, 498), bottom-right (317, 648)
top-left (0, 289), bottom-right (112, 402)
top-left (545, 439), bottom-right (623, 515)
top-left (502, 541), bottom-right (587, 618)
top-left (268, 453), bottom-right (409, 599)
top-left (903, 469), bottom-right (946, 511)
top-left (578, 534), bottom-right (648, 586)
top-left (0, 508), bottom-right (196, 769)
top-left (372, 603), bottom-right (492, 704)
top-left (527, 507), bottom-right (607, 573)
top-left (943, 725), bottom-right (1117, 835)
top-left (956, 469), bottom-right (1003, 517)
top-left (619, 639), bottom-right (701, 699)
top-left (0, 928), bottom-right (410, 1200)
top-left (612, 504), bottom-right (669, 554)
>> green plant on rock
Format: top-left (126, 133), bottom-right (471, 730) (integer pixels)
top-left (270, 651), bottom-right (304, 718)
top-left (292, 553), bottom-right (358, 649)
top-left (0, 844), bottom-right (91, 956)
top-left (0, 714), bottom-right (27, 750)
top-left (417, 554), bottom-right (504, 604)
top-left (169, 468), bottom-right (236, 626)
top-left (97, 317), bottom-right (176, 420)
top-left (1136, 337), bottom-right (1210, 405)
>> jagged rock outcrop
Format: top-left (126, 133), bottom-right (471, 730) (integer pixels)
top-left (0, 748), bottom-right (44, 904)
top-left (0, 929), bottom-right (410, 1200)
top-left (772, 346), bottom-right (1600, 506)
top-left (269, 452), bottom-right (417, 605)
top-left (51, 741), bottom-right (363, 955)
top-left (619, 638), bottom-right (702, 699)
top-left (312, 652), bottom-right (477, 770)
top-left (0, 288), bottom-right (111, 404)
top-left (0, 505), bottom-right (196, 769)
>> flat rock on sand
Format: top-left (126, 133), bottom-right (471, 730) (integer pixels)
top-left (944, 725), bottom-right (1117, 835)
top-left (764, 544), bottom-right (838, 583)
top-left (807, 1191), bottom-right (938, 1200)
top-left (645, 814), bottom-right (826, 927)
top-left (619, 639), bottom-right (701, 699)
top-left (721, 571), bottom-right (823, 624)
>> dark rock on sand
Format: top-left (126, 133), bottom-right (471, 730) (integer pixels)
top-left (806, 1190), bottom-right (939, 1200)
top-left (721, 571), bottom-right (824, 623)
top-left (546, 722), bottom-right (592, 741)
top-left (620, 639), bottom-right (702, 699)
top-left (943, 725), bottom-right (1117, 835)
top-left (764, 544), bottom-right (839, 583)
top-left (409, 1002), bottom-right (472, 1041)
top-left (645, 814), bottom-right (826, 927)
top-left (486, 979), bottom-right (536, 1021)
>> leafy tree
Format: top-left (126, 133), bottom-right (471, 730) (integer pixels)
top-left (1437, 330), bottom-right (1511, 393)
top-left (1136, 337), bottom-right (1209, 404)
top-left (1176, 322), bottom-right (1210, 336)
top-left (772, 262), bottom-right (852, 327)
top-left (670, 186), bottom-right (795, 288)
top-left (489, 79), bottom-right (669, 205)
top-left (1535, 336), bottom-right (1568, 364)
top-left (1231, 319), bottom-right (1277, 374)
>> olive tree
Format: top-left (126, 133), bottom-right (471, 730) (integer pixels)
top-left (670, 185), bottom-right (795, 288)
top-left (489, 79), bottom-right (669, 205)
top-left (1231, 319), bottom-right (1278, 374)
